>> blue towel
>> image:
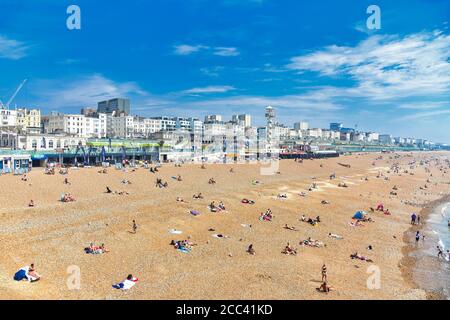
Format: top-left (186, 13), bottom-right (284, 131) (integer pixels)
top-left (14, 269), bottom-right (27, 281)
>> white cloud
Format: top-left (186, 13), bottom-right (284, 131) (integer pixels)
top-left (181, 85), bottom-right (236, 94)
top-left (173, 44), bottom-right (240, 57)
top-left (0, 35), bottom-right (29, 60)
top-left (213, 47), bottom-right (240, 57)
top-left (396, 109), bottom-right (450, 121)
top-left (31, 74), bottom-right (149, 109)
top-left (173, 44), bottom-right (209, 55)
top-left (287, 30), bottom-right (450, 100)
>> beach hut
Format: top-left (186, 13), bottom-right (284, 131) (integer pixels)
top-left (0, 154), bottom-right (31, 174)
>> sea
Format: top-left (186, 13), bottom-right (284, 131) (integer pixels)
top-left (411, 202), bottom-right (450, 299)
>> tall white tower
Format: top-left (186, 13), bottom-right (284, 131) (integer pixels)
top-left (265, 105), bottom-right (276, 156)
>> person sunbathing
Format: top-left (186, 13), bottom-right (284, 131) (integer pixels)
top-left (15, 263), bottom-right (41, 282)
top-left (106, 186), bottom-right (113, 194)
top-left (350, 252), bottom-right (373, 262)
top-left (27, 264), bottom-right (41, 282)
top-left (113, 274), bottom-right (138, 290)
top-left (176, 197), bottom-right (186, 203)
top-left (208, 178), bottom-right (216, 184)
top-left (28, 200), bottom-right (35, 207)
top-left (241, 198), bottom-right (255, 204)
top-left (193, 193), bottom-right (204, 199)
top-left (218, 201), bottom-right (226, 210)
top-left (301, 238), bottom-right (324, 247)
top-left (282, 242), bottom-right (297, 255)
top-left (247, 244), bottom-right (255, 255)
top-left (277, 193), bottom-right (287, 199)
top-left (209, 201), bottom-right (219, 212)
top-left (317, 281), bottom-right (334, 293)
top-left (328, 233), bottom-right (343, 239)
top-left (321, 200), bottom-right (330, 205)
top-left (284, 224), bottom-right (298, 231)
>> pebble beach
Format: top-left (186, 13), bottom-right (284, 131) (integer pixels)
top-left (1, 152), bottom-right (449, 300)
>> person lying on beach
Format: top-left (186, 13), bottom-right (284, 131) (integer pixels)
top-left (85, 243), bottom-right (109, 254)
top-left (328, 233), bottom-right (343, 240)
top-left (300, 237), bottom-right (325, 247)
top-left (106, 186), bottom-right (113, 194)
top-left (321, 200), bottom-right (330, 205)
top-left (28, 200), bottom-right (35, 207)
top-left (112, 274), bottom-right (138, 290)
top-left (193, 193), bottom-right (204, 199)
top-left (241, 198), bottom-right (255, 204)
top-left (171, 239), bottom-right (196, 251)
top-left (282, 242), bottom-right (297, 255)
top-left (338, 182), bottom-right (348, 188)
top-left (350, 252), bottom-right (373, 262)
top-left (14, 264), bottom-right (41, 282)
top-left (349, 220), bottom-right (364, 227)
top-left (247, 244), bottom-right (255, 255)
top-left (176, 197), bottom-right (186, 203)
top-left (208, 178), bottom-right (216, 184)
top-left (259, 209), bottom-right (273, 222)
top-left (64, 178), bottom-right (71, 185)
top-left (98, 168), bottom-right (108, 174)
top-left (277, 193), bottom-right (287, 199)
top-left (317, 281), bottom-right (334, 293)
top-left (21, 174), bottom-right (28, 181)
top-left (376, 203), bottom-right (384, 211)
top-left (300, 215), bottom-right (306, 222)
top-left (61, 193), bottom-right (76, 202)
top-left (121, 179), bottom-right (132, 184)
top-left (284, 224), bottom-right (298, 231)
top-left (218, 201), bottom-right (226, 210)
top-left (209, 201), bottom-right (220, 212)
top-left (298, 192), bottom-right (307, 197)
top-left (176, 175), bottom-right (182, 181)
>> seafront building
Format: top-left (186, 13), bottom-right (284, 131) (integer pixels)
top-left (0, 97), bottom-right (441, 170)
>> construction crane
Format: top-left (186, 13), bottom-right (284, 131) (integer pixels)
top-left (4, 79), bottom-right (27, 109)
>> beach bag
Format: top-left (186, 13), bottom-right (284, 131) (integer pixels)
top-left (14, 269), bottom-right (27, 281)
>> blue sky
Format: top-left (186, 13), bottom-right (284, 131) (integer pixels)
top-left (0, 0), bottom-right (449, 142)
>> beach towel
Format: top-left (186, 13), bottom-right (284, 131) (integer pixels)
top-left (113, 277), bottom-right (138, 290)
top-left (14, 268), bottom-right (28, 281)
top-left (178, 247), bottom-right (191, 253)
top-left (190, 210), bottom-right (200, 216)
top-left (169, 229), bottom-right (183, 234)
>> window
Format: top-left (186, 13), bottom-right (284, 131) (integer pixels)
top-left (32, 139), bottom-right (37, 149)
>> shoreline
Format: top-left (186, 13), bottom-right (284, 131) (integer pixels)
top-left (401, 194), bottom-right (450, 300)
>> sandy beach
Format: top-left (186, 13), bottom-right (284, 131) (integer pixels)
top-left (1, 152), bottom-right (449, 300)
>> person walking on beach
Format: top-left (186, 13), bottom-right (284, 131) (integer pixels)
top-left (415, 231), bottom-right (420, 243)
top-left (411, 213), bottom-right (417, 225)
top-left (417, 214), bottom-right (421, 225)
top-left (437, 246), bottom-right (444, 259)
top-left (321, 264), bottom-right (327, 282)
top-left (132, 220), bottom-right (138, 234)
